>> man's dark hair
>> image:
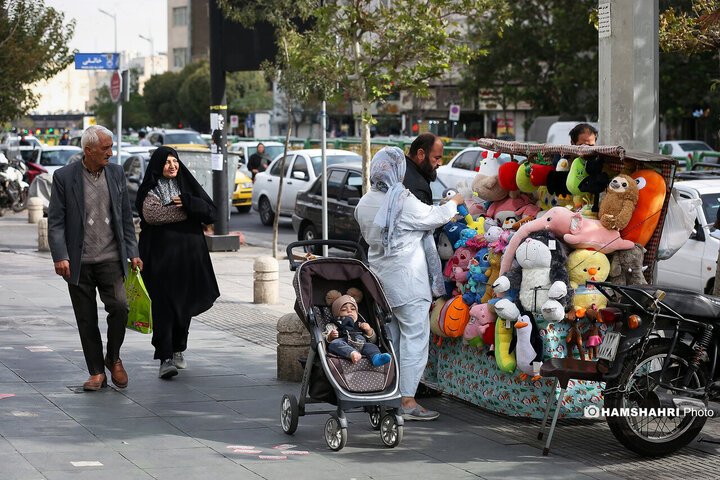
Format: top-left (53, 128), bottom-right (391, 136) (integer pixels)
top-left (569, 123), bottom-right (598, 144)
top-left (409, 133), bottom-right (439, 158)
top-left (138, 131), bottom-right (146, 138)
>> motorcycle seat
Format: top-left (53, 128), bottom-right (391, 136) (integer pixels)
top-left (629, 285), bottom-right (720, 323)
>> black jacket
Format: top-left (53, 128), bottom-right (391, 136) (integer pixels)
top-left (403, 155), bottom-right (432, 205)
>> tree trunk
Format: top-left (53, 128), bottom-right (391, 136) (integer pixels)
top-left (273, 111), bottom-right (292, 260)
top-left (360, 98), bottom-right (372, 194)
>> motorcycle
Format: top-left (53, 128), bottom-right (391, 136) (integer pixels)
top-left (589, 280), bottom-right (720, 457)
top-left (0, 153), bottom-right (30, 215)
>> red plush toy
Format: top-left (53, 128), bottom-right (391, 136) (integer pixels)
top-left (529, 157), bottom-right (555, 187)
top-left (498, 161), bottom-right (520, 191)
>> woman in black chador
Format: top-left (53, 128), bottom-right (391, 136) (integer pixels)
top-left (136, 146), bottom-right (220, 379)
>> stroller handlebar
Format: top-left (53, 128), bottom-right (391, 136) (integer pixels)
top-left (286, 240), bottom-right (368, 271)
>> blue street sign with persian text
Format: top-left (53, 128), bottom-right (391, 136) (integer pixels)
top-left (74, 53), bottom-right (118, 70)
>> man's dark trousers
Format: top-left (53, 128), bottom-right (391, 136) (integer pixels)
top-left (67, 261), bottom-right (128, 375)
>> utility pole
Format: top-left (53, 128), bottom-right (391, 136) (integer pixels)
top-left (99, 8), bottom-right (122, 163)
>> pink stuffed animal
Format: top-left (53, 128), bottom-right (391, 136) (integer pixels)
top-left (444, 246), bottom-right (476, 294)
top-left (486, 194), bottom-right (542, 220)
top-left (499, 206), bottom-right (636, 275)
top-left (465, 303), bottom-right (497, 348)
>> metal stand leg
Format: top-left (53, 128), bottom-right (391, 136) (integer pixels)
top-left (543, 387), bottom-right (566, 456)
top-left (298, 348), bottom-right (315, 414)
top-left (538, 378), bottom-right (558, 440)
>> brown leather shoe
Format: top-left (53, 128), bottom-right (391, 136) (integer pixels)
top-left (83, 373), bottom-right (107, 391)
top-left (104, 358), bottom-right (128, 388)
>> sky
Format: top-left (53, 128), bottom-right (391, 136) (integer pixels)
top-left (44, 0), bottom-right (168, 58)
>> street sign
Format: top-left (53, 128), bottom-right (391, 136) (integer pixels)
top-left (74, 53), bottom-right (118, 70)
top-left (110, 72), bottom-right (122, 103)
top-left (230, 115), bottom-right (239, 128)
top-left (449, 104), bottom-right (461, 121)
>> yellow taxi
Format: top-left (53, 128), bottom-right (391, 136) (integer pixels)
top-left (233, 168), bottom-right (253, 213)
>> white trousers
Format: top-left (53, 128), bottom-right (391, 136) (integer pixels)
top-left (388, 298), bottom-right (431, 398)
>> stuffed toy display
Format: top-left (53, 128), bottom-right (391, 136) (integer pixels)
top-left (492, 231), bottom-right (571, 322)
top-left (598, 174), bottom-right (639, 231)
top-left (608, 243), bottom-right (648, 285)
top-left (494, 302), bottom-right (518, 374)
top-left (481, 249), bottom-right (503, 304)
top-left (529, 154), bottom-right (555, 187)
top-left (444, 246), bottom-right (476, 294)
top-left (514, 314), bottom-right (544, 381)
top-left (472, 151), bottom-right (510, 202)
top-left (498, 161), bottom-right (520, 191)
top-left (566, 157), bottom-right (589, 196)
top-left (499, 206), bottom-right (635, 275)
top-left (620, 169), bottom-right (667, 246)
top-left (515, 161), bottom-right (538, 193)
top-left (566, 248), bottom-right (610, 310)
top-left (462, 249), bottom-right (491, 305)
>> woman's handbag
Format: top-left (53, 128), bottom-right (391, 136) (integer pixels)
top-left (125, 263), bottom-right (153, 334)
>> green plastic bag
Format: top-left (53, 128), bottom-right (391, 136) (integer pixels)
top-left (125, 263), bottom-right (152, 334)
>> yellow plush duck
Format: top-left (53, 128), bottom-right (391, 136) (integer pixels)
top-left (566, 248), bottom-right (610, 310)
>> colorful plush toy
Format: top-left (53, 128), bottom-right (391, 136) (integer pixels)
top-left (462, 249), bottom-right (491, 305)
top-left (444, 246), bottom-right (475, 295)
top-left (454, 227), bottom-right (479, 249)
top-left (456, 203), bottom-right (486, 233)
top-left (494, 302), bottom-right (518, 373)
top-left (481, 249), bottom-right (503, 304)
top-left (442, 221), bottom-right (465, 248)
top-left (599, 174), bottom-right (639, 231)
top-left (566, 157), bottom-right (589, 196)
top-left (578, 157), bottom-right (610, 212)
top-left (498, 206), bottom-right (636, 275)
top-left (492, 231), bottom-right (571, 322)
top-left (472, 151), bottom-right (509, 202)
top-left (566, 248), bottom-right (610, 310)
top-left (464, 303), bottom-right (497, 348)
top-left (529, 154), bottom-right (555, 187)
top-left (609, 243), bottom-right (648, 285)
top-left (514, 314), bottom-right (544, 381)
top-left (564, 308), bottom-right (586, 360)
top-left (546, 156), bottom-right (571, 196)
top-left (515, 161), bottom-right (538, 193)
top-left (582, 308), bottom-right (603, 360)
top-left (498, 161), bottom-right (520, 191)
top-left (438, 295), bottom-right (471, 339)
top-left (429, 297), bottom-right (448, 345)
top-left (620, 169), bottom-right (667, 246)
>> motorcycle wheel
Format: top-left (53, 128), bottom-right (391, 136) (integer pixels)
top-left (12, 188), bottom-right (27, 212)
top-left (604, 342), bottom-right (708, 457)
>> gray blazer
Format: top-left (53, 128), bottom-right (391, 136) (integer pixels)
top-left (48, 160), bottom-right (139, 286)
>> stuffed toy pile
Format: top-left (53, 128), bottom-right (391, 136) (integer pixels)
top-left (431, 149), bottom-right (667, 382)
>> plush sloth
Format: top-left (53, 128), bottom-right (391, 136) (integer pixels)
top-left (598, 174), bottom-right (639, 231)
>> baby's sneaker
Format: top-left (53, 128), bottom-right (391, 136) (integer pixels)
top-left (371, 353), bottom-right (391, 367)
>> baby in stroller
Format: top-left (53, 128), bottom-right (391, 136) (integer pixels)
top-left (323, 288), bottom-right (392, 367)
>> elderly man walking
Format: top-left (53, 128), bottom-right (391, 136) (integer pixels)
top-left (48, 125), bottom-right (142, 391)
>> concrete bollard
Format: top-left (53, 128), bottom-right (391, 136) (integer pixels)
top-left (37, 218), bottom-right (50, 252)
top-left (27, 197), bottom-right (43, 224)
top-left (277, 312), bottom-right (310, 381)
top-left (254, 255), bottom-right (279, 304)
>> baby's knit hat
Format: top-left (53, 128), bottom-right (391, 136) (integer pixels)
top-left (326, 287), bottom-right (364, 317)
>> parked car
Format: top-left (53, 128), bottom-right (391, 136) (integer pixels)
top-left (67, 146), bottom-right (154, 169)
top-left (292, 162), bottom-right (447, 253)
top-left (659, 140), bottom-right (716, 169)
top-left (655, 179), bottom-right (720, 294)
top-left (147, 129), bottom-right (207, 148)
top-left (436, 146), bottom-right (522, 190)
top-left (252, 149), bottom-right (362, 225)
top-left (37, 146), bottom-right (82, 174)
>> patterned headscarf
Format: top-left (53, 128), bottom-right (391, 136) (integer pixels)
top-left (371, 146), bottom-right (411, 253)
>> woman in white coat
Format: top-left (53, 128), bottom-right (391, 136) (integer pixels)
top-left (354, 146), bottom-right (464, 420)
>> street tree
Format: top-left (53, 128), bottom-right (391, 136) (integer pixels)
top-left (0, 0), bottom-right (75, 124)
top-left (660, 0), bottom-right (720, 53)
top-left (461, 0), bottom-right (598, 131)
top-left (285, 0), bottom-right (508, 192)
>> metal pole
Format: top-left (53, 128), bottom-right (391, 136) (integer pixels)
top-left (321, 100), bottom-right (328, 257)
top-left (114, 15), bottom-right (121, 165)
top-left (139, 34), bottom-right (154, 76)
top-left (209, 0), bottom-right (228, 236)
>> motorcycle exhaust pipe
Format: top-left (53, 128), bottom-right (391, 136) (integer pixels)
top-left (647, 390), bottom-right (720, 416)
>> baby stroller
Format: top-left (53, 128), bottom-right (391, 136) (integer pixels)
top-left (281, 240), bottom-right (403, 451)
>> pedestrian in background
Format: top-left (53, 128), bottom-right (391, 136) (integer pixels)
top-left (58, 132), bottom-right (70, 145)
top-left (247, 143), bottom-right (270, 181)
top-left (48, 125), bottom-right (142, 391)
top-left (570, 123), bottom-right (598, 146)
top-left (354, 146), bottom-right (464, 420)
top-left (135, 146), bottom-right (219, 379)
top-left (138, 130), bottom-right (152, 147)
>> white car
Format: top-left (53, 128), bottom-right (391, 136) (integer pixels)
top-left (656, 178), bottom-right (720, 294)
top-left (436, 146), bottom-right (520, 190)
top-left (228, 140), bottom-right (285, 175)
top-left (659, 140), bottom-right (716, 169)
top-left (252, 149), bottom-right (362, 225)
top-left (38, 146), bottom-right (82, 174)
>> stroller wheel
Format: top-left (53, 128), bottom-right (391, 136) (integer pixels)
top-left (324, 415), bottom-right (347, 451)
top-left (368, 407), bottom-right (382, 431)
top-left (280, 394), bottom-right (299, 435)
top-left (380, 413), bottom-right (403, 448)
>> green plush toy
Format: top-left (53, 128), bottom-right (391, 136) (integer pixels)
top-left (515, 161), bottom-right (538, 193)
top-left (566, 157), bottom-right (588, 196)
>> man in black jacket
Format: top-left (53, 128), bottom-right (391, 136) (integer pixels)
top-left (403, 133), bottom-right (444, 205)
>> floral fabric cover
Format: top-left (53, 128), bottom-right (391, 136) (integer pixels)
top-left (423, 316), bottom-right (608, 418)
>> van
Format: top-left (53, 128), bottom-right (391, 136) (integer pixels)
top-left (546, 121), bottom-right (598, 145)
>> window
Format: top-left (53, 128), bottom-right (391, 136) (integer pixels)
top-left (327, 170), bottom-right (345, 198)
top-left (291, 156), bottom-right (309, 181)
top-left (309, 153), bottom-right (361, 175)
top-left (453, 152), bottom-right (477, 170)
top-left (270, 156), bottom-right (293, 177)
top-left (342, 172), bottom-right (362, 200)
top-left (173, 6), bottom-right (188, 26)
top-left (173, 48), bottom-right (187, 69)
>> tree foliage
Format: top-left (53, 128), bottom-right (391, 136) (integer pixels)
top-left (0, 0), bottom-right (75, 123)
top-left (462, 0), bottom-right (598, 121)
top-left (660, 0), bottom-right (720, 53)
